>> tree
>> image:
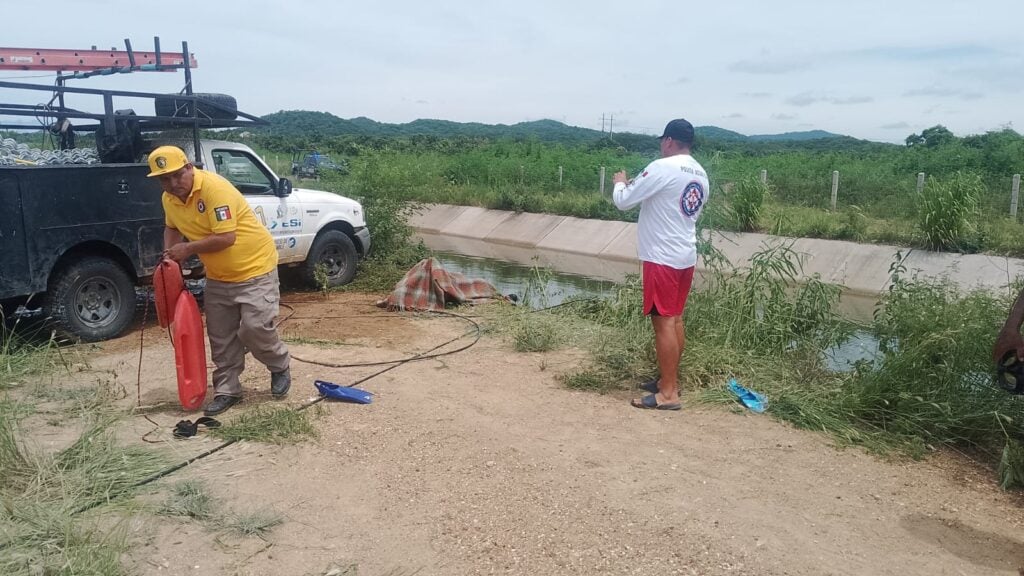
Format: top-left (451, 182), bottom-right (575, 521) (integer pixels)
top-left (905, 125), bottom-right (957, 148)
top-left (920, 125), bottom-right (956, 148)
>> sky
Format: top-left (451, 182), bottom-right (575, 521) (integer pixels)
top-left (3, 0), bottom-right (1023, 143)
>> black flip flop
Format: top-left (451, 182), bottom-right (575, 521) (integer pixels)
top-left (172, 416), bottom-right (222, 439)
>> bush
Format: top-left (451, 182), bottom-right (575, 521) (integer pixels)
top-left (731, 176), bottom-right (771, 232)
top-left (917, 171), bottom-right (982, 251)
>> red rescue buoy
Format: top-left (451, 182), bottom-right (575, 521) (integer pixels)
top-left (172, 290), bottom-right (208, 410)
top-left (154, 259), bottom-right (185, 329)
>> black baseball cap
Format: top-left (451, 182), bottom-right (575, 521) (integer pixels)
top-left (660, 118), bottom-right (695, 145)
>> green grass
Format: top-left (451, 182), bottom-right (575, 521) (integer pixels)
top-left (0, 403), bottom-right (168, 576)
top-left (159, 479), bottom-right (284, 538)
top-left (283, 336), bottom-right (356, 348)
top-left (0, 317), bottom-right (61, 391)
top-left (210, 405), bottom-right (320, 444)
top-left (492, 248), bottom-right (1024, 487)
top-left (160, 480), bottom-right (216, 520)
top-left (225, 509), bottom-right (284, 538)
top-left (246, 135), bottom-right (1024, 256)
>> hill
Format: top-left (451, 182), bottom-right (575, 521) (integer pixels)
top-left (749, 130), bottom-right (845, 142)
top-left (259, 111), bottom-right (606, 141)
top-left (255, 111), bottom-right (857, 145)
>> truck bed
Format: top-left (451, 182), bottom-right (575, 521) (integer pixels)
top-left (0, 163), bottom-right (165, 299)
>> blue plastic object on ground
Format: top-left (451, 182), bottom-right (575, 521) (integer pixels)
top-left (727, 378), bottom-right (767, 413)
top-left (314, 380), bottom-right (374, 404)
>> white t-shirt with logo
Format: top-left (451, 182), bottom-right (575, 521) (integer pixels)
top-left (612, 154), bottom-right (710, 270)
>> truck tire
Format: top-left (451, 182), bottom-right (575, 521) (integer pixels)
top-left (301, 231), bottom-right (358, 288)
top-left (45, 257), bottom-right (136, 342)
top-left (154, 93), bottom-right (238, 120)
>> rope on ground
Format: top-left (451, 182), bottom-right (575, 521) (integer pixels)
top-left (99, 303), bottom-right (481, 518)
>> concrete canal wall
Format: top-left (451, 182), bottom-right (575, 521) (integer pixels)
top-left (409, 203), bottom-right (1024, 298)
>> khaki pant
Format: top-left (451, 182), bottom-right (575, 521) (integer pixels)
top-left (204, 269), bottom-right (290, 397)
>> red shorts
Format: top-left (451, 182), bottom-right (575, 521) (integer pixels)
top-left (642, 261), bottom-right (695, 317)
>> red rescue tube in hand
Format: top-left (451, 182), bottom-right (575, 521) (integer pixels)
top-left (172, 291), bottom-right (208, 411)
top-left (154, 259), bottom-right (185, 329)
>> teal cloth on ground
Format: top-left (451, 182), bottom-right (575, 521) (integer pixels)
top-left (727, 378), bottom-right (767, 413)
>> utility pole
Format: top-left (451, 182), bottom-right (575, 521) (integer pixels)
top-left (609, 115), bottom-right (614, 138)
top-left (601, 114), bottom-right (606, 134)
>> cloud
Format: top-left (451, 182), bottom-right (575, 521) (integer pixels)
top-left (846, 45), bottom-right (1001, 62)
top-left (672, 77), bottom-right (690, 84)
top-left (785, 93), bottom-right (873, 106)
top-left (729, 59), bottom-right (808, 75)
top-left (786, 92), bottom-right (821, 107)
top-left (415, 99), bottom-right (429, 105)
top-left (831, 96), bottom-right (873, 105)
top-left (772, 113), bottom-right (797, 121)
top-left (725, 113), bottom-right (744, 119)
top-left (741, 92), bottom-right (772, 99)
top-left (903, 86), bottom-right (983, 100)
top-left (881, 122), bottom-right (910, 130)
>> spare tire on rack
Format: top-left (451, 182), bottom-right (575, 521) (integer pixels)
top-left (154, 93), bottom-right (238, 120)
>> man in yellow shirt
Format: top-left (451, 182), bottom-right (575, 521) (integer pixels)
top-left (150, 145), bottom-right (290, 416)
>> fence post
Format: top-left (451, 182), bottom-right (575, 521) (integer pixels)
top-left (1012, 174), bottom-right (1021, 219)
top-left (760, 169), bottom-right (767, 184)
top-left (916, 172), bottom-right (925, 194)
top-left (558, 166), bottom-right (563, 186)
top-left (830, 170), bottom-right (839, 211)
top-left (599, 167), bottom-right (606, 194)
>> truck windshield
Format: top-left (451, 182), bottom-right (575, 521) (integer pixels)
top-left (211, 150), bottom-right (274, 194)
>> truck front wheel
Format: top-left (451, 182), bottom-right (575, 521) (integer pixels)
top-left (46, 257), bottom-right (136, 342)
top-left (301, 231), bottom-right (358, 288)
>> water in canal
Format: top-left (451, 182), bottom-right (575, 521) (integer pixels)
top-left (430, 250), bottom-right (883, 371)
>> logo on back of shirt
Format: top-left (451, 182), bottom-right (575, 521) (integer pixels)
top-left (680, 181), bottom-right (704, 217)
top-left (214, 205), bottom-right (232, 221)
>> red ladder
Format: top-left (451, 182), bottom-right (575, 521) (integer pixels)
top-left (0, 46), bottom-right (196, 71)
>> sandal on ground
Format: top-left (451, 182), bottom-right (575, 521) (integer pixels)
top-left (172, 416), bottom-right (222, 439)
top-left (631, 393), bottom-right (682, 411)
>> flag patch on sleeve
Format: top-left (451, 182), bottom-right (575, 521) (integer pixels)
top-left (214, 205), bottom-right (232, 221)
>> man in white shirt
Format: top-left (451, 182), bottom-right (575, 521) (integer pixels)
top-left (612, 119), bottom-right (709, 410)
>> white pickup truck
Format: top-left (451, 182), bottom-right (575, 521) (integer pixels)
top-left (188, 139), bottom-right (370, 286)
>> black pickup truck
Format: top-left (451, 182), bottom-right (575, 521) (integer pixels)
top-left (1, 81), bottom-right (371, 342)
top-left (0, 160), bottom-right (165, 340)
top-left (0, 53), bottom-right (271, 341)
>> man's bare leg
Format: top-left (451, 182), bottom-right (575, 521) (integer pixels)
top-left (647, 314), bottom-right (682, 405)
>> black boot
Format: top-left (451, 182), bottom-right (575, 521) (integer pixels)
top-left (271, 368), bottom-right (291, 397)
top-left (203, 395), bottom-right (241, 416)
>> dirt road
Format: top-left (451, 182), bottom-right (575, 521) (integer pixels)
top-left (29, 293), bottom-right (1024, 575)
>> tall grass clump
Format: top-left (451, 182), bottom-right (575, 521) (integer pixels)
top-left (688, 242), bottom-right (848, 355)
top-left (729, 176), bottom-right (771, 232)
top-left (554, 275), bottom-right (655, 390)
top-left (1, 312), bottom-right (59, 389)
top-left (917, 171), bottom-right (982, 251)
top-left (0, 405), bottom-right (167, 575)
top-left (855, 258), bottom-right (1023, 459)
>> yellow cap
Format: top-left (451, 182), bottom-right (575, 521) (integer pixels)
top-left (146, 146), bottom-right (190, 177)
